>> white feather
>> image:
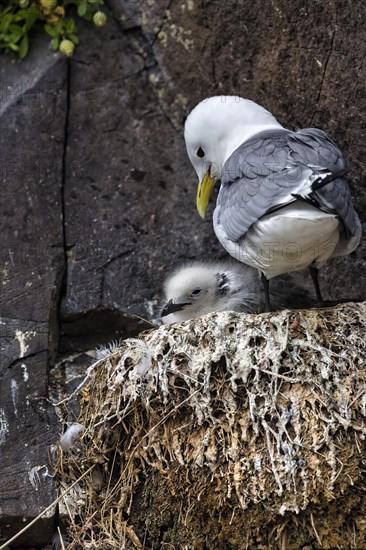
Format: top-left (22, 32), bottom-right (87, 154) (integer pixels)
top-left (60, 423), bottom-right (84, 452)
top-left (162, 261), bottom-right (312, 323)
top-left (215, 202), bottom-right (339, 279)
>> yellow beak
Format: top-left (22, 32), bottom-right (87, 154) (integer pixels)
top-left (196, 168), bottom-right (216, 219)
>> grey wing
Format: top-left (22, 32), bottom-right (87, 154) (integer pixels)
top-left (218, 129), bottom-right (311, 242)
top-left (217, 127), bottom-right (360, 243)
top-left (291, 128), bottom-right (360, 238)
top-left (289, 128), bottom-right (344, 173)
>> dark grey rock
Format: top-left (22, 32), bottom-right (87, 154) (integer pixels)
top-left (0, 34), bottom-right (67, 546)
top-left (60, 307), bottom-right (154, 354)
top-left (61, 5), bottom-right (222, 320)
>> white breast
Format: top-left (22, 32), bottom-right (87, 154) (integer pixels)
top-left (215, 202), bottom-right (340, 279)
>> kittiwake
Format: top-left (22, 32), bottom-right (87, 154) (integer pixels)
top-left (161, 261), bottom-right (314, 323)
top-left (184, 96), bottom-right (362, 310)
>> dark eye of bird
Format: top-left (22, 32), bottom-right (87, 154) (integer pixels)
top-left (197, 147), bottom-right (205, 158)
top-left (191, 288), bottom-right (202, 296)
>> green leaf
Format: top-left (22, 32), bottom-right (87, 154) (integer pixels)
top-left (44, 24), bottom-right (57, 37)
top-left (0, 14), bottom-right (13, 33)
top-left (0, 6), bottom-right (12, 14)
top-left (54, 21), bottom-right (64, 34)
top-left (83, 7), bottom-right (93, 21)
top-left (23, 10), bottom-right (38, 32)
top-left (9, 32), bottom-right (23, 44)
top-left (77, 2), bottom-right (87, 17)
top-left (16, 6), bottom-right (39, 22)
top-left (64, 18), bottom-right (76, 34)
top-left (69, 33), bottom-right (79, 44)
top-left (8, 42), bottom-right (19, 52)
top-left (51, 36), bottom-right (59, 50)
top-left (9, 23), bottom-right (23, 34)
top-left (19, 34), bottom-right (29, 58)
top-left (1, 34), bottom-right (11, 43)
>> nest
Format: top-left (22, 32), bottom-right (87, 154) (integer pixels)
top-left (55, 303), bottom-right (366, 549)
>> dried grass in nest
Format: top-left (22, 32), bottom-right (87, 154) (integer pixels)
top-left (54, 303), bottom-right (366, 549)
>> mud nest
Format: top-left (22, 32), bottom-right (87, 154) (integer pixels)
top-left (55, 303), bottom-right (366, 549)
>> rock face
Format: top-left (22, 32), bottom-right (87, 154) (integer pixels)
top-left (1, 0), bottom-right (366, 546)
top-left (0, 34), bottom-right (67, 546)
top-left (56, 304), bottom-right (366, 549)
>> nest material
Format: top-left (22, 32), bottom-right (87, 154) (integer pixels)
top-left (55, 303), bottom-right (366, 549)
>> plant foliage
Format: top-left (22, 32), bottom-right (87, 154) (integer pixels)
top-left (0, 0), bottom-right (107, 58)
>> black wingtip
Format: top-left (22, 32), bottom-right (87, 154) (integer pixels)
top-left (291, 193), bottom-right (319, 207)
top-left (311, 168), bottom-right (348, 191)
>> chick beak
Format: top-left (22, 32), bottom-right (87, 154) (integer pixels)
top-left (161, 299), bottom-right (192, 318)
top-left (196, 166), bottom-right (216, 219)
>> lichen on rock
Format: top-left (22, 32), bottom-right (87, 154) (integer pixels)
top-left (56, 303), bottom-right (366, 549)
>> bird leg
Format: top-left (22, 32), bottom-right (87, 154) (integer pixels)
top-left (309, 266), bottom-right (324, 304)
top-left (309, 266), bottom-right (364, 306)
top-left (261, 273), bottom-right (272, 312)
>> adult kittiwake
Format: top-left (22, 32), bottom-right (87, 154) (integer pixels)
top-left (161, 261), bottom-right (314, 323)
top-left (184, 96), bottom-right (361, 310)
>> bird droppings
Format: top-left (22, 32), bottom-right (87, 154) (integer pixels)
top-left (10, 378), bottom-right (19, 417)
top-left (55, 303), bottom-right (366, 549)
top-left (21, 363), bottom-right (29, 382)
top-left (15, 329), bottom-right (30, 358)
top-left (0, 409), bottom-right (9, 446)
top-left (28, 465), bottom-right (45, 491)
